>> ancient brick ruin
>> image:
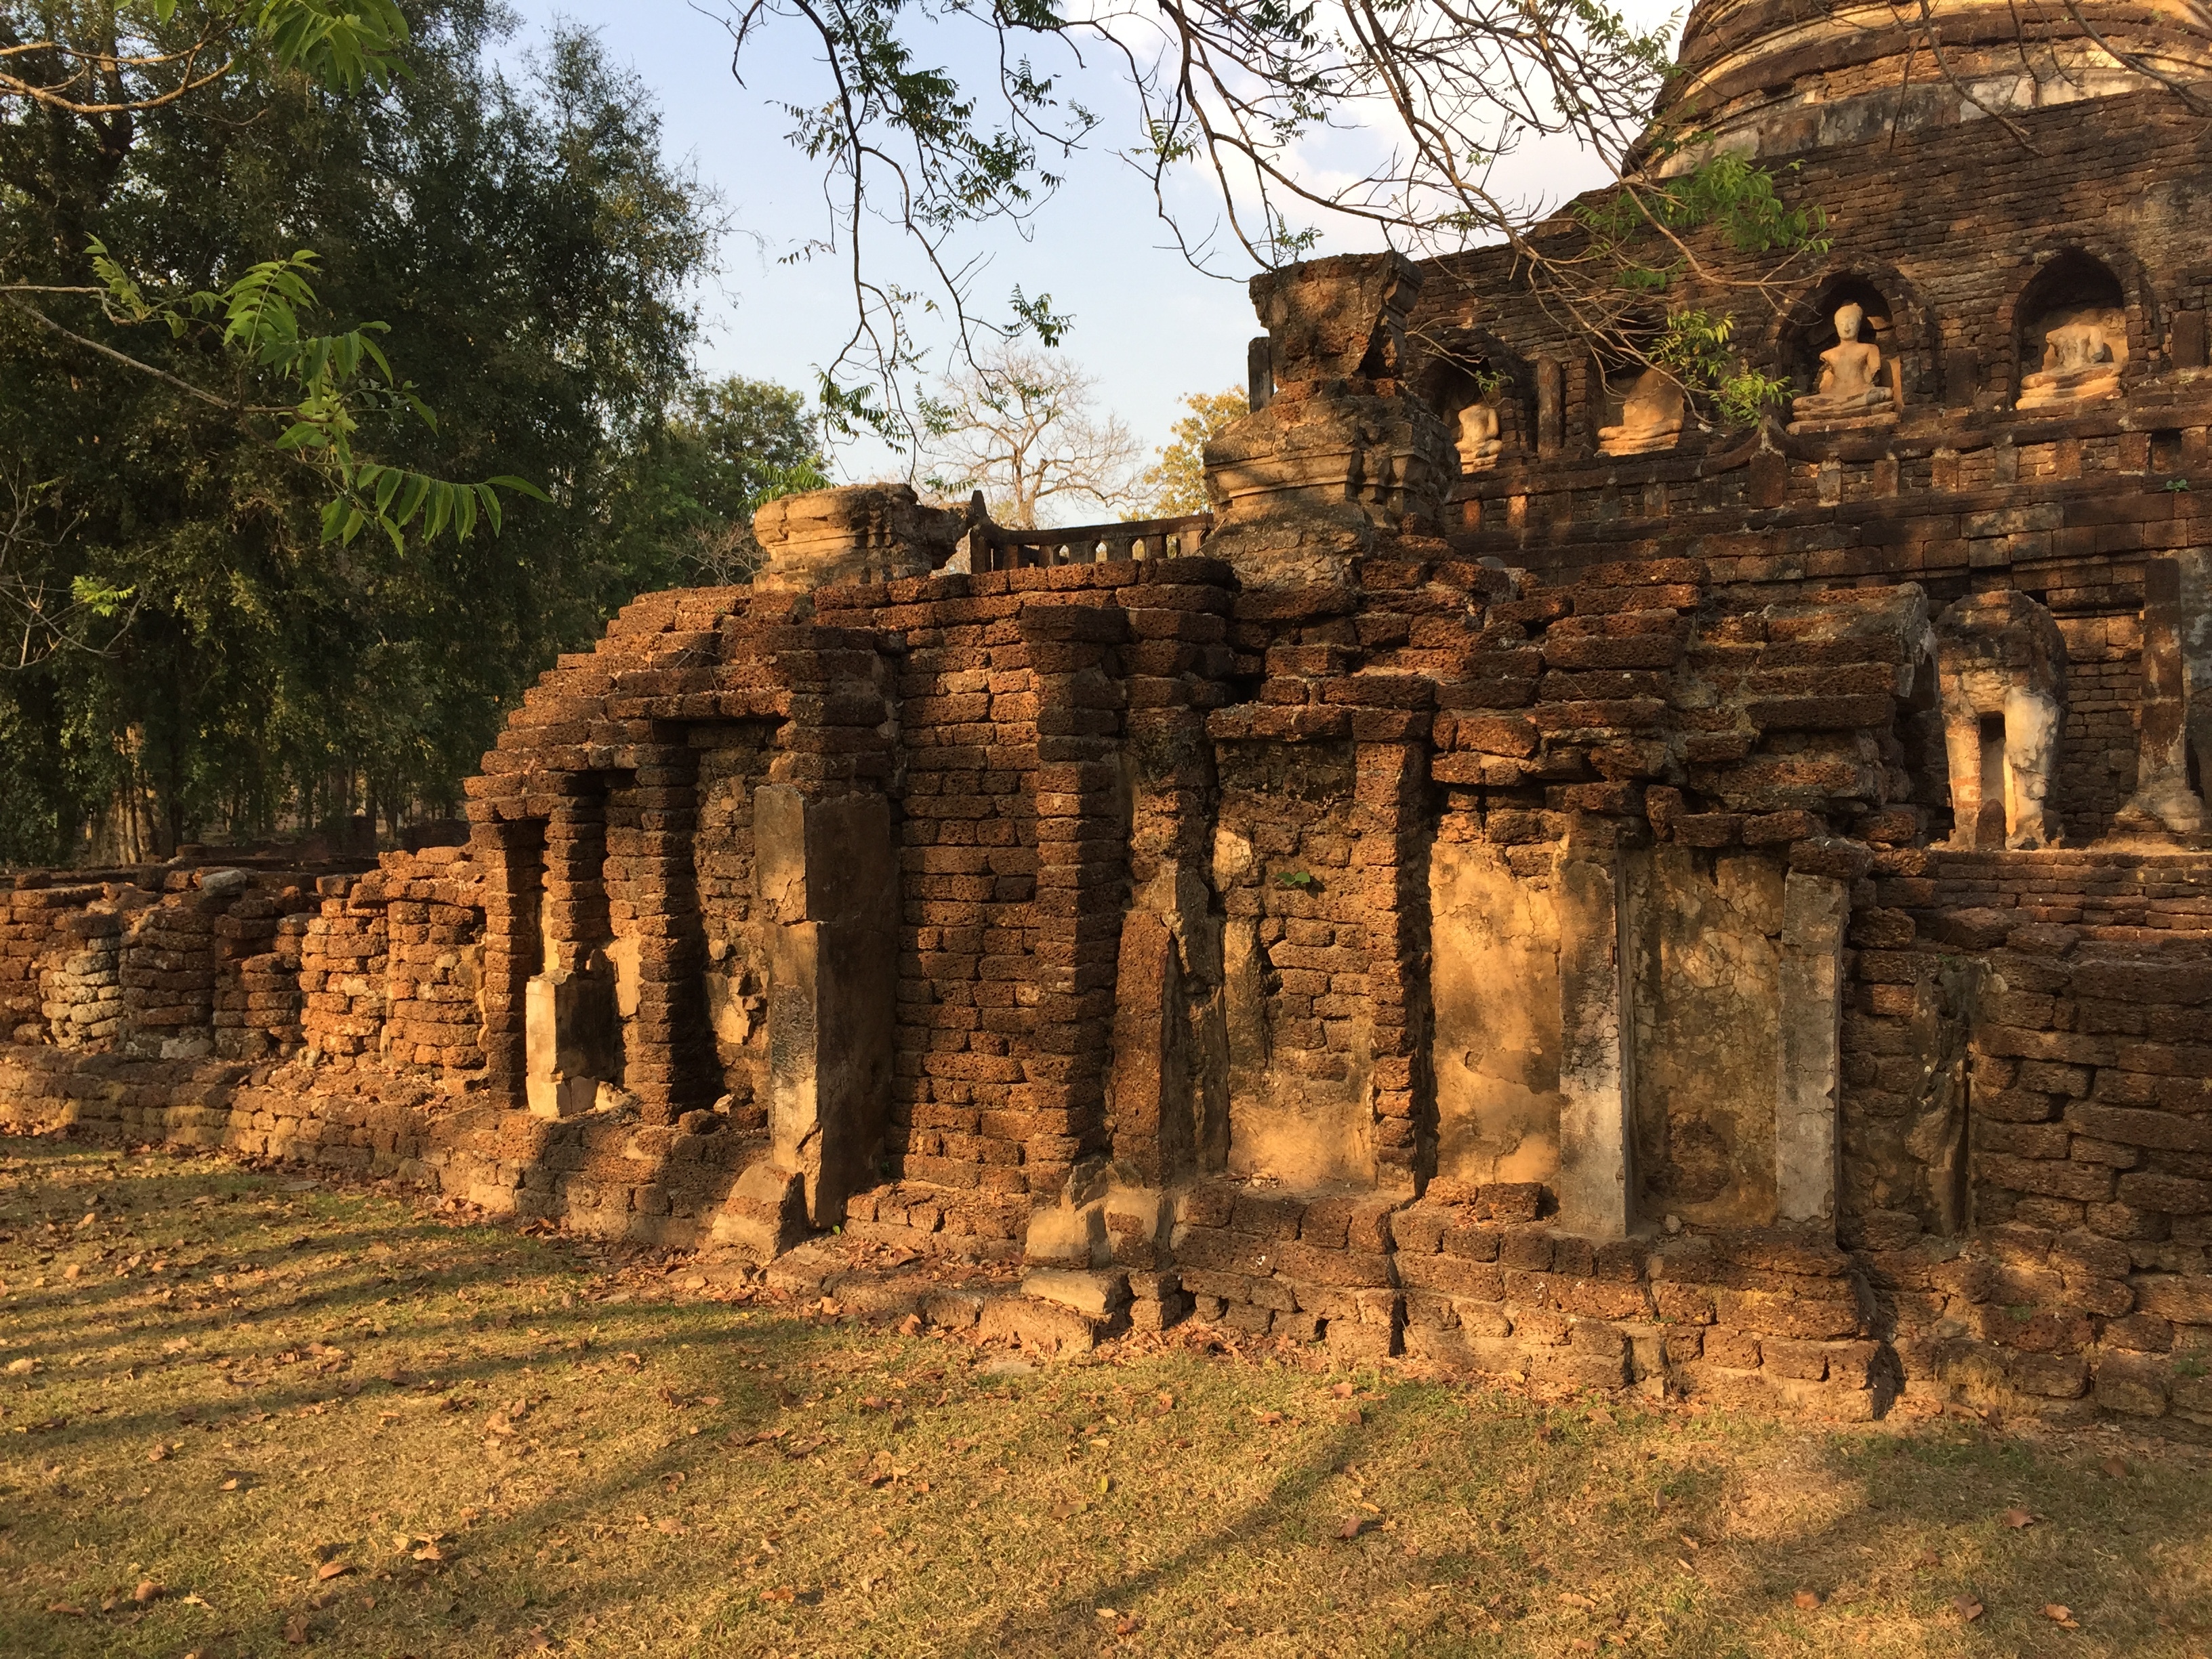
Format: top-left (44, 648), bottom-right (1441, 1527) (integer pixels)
top-left (9, 0), bottom-right (2212, 1429)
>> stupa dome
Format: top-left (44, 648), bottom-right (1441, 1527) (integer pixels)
top-left (1643, 0), bottom-right (2212, 168)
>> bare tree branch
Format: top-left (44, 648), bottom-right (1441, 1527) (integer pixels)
top-left (918, 342), bottom-right (1147, 527)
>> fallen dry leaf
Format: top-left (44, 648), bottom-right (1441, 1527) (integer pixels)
top-left (1793, 1589), bottom-right (1822, 1610)
top-left (1952, 1595), bottom-right (1986, 1622)
top-left (316, 1561), bottom-right (352, 1581)
top-left (1337, 1517), bottom-right (1368, 1540)
top-left (283, 1614), bottom-right (310, 1644)
top-left (2100, 1455), bottom-right (2131, 1478)
top-left (2045, 1604), bottom-right (2081, 1629)
top-left (2003, 1508), bottom-right (2036, 1529)
top-left (134, 1579), bottom-right (165, 1603)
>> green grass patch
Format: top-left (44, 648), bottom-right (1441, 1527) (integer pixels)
top-left (0, 1137), bottom-right (2207, 1656)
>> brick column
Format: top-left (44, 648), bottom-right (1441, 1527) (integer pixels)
top-left (1108, 558), bottom-right (1237, 1185)
top-left (1021, 598), bottom-right (1130, 1196)
top-left (606, 740), bottom-right (714, 1125)
top-left (1353, 733), bottom-right (1436, 1191)
top-left (470, 818), bottom-right (543, 1105)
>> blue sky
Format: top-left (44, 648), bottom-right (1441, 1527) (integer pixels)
top-left (502, 1), bottom-right (1681, 479)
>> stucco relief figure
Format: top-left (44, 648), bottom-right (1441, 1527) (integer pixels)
top-left (1788, 303), bottom-right (1896, 431)
top-left (1933, 590), bottom-right (2069, 850)
top-left (2017, 311), bottom-right (2125, 407)
top-left (1455, 400), bottom-right (1503, 471)
top-left (1597, 368), bottom-right (1684, 455)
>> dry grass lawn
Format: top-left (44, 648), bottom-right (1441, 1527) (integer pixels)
top-left (0, 1135), bottom-right (2208, 1658)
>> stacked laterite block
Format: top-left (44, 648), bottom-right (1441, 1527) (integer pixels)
top-left (1837, 851), bottom-right (2212, 1421)
top-left (299, 880), bottom-right (388, 1063)
top-left (376, 849), bottom-right (485, 1074)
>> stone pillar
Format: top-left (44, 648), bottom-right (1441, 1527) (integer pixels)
top-left (1200, 253), bottom-right (1454, 587)
top-left (525, 788), bottom-right (618, 1119)
top-left (1555, 838), bottom-right (1633, 1237)
top-left (1107, 911), bottom-right (1190, 1185)
top-left (1776, 871), bottom-right (1847, 1231)
top-left (605, 745), bottom-right (716, 1124)
top-left (1246, 335), bottom-right (1275, 413)
top-left (1536, 356), bottom-right (1564, 457)
top-left (756, 784), bottom-right (896, 1227)
top-left (2116, 558), bottom-right (2207, 838)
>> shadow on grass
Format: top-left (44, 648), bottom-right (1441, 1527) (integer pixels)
top-left (4, 1134), bottom-right (2210, 1658)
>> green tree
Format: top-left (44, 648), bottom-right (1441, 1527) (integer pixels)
top-left (599, 375), bottom-right (829, 588)
top-left (1, 1), bottom-right (541, 550)
top-left (0, 4), bottom-right (729, 861)
top-left (1143, 388), bottom-right (1245, 517)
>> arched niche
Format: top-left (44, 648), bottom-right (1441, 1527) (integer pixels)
top-left (1770, 266), bottom-right (1934, 414)
top-left (1786, 276), bottom-right (1902, 392)
top-left (1589, 326), bottom-right (1686, 457)
top-left (1412, 329), bottom-right (1530, 475)
top-left (2011, 249), bottom-right (2131, 409)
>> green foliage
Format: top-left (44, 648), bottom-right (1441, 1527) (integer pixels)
top-left (85, 240), bottom-right (546, 554)
top-left (1580, 153), bottom-right (1830, 262)
top-left (1572, 154), bottom-right (1831, 428)
top-left (1143, 388), bottom-right (1245, 517)
top-left (248, 0), bottom-right (411, 92)
top-left (0, 5), bottom-right (737, 861)
top-left (600, 376), bottom-right (829, 588)
top-left (1648, 310), bottom-right (1793, 428)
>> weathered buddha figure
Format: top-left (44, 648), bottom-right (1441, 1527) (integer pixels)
top-left (2018, 314), bottom-right (2123, 407)
top-left (1597, 368), bottom-right (1684, 455)
top-left (1789, 302), bottom-right (1893, 428)
top-left (1455, 399), bottom-right (1503, 470)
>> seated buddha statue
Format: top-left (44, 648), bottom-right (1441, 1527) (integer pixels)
top-left (2017, 314), bottom-right (2123, 408)
top-left (1455, 400), bottom-right (1503, 471)
top-left (1788, 302), bottom-right (1893, 431)
top-left (1597, 369), bottom-right (1684, 455)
